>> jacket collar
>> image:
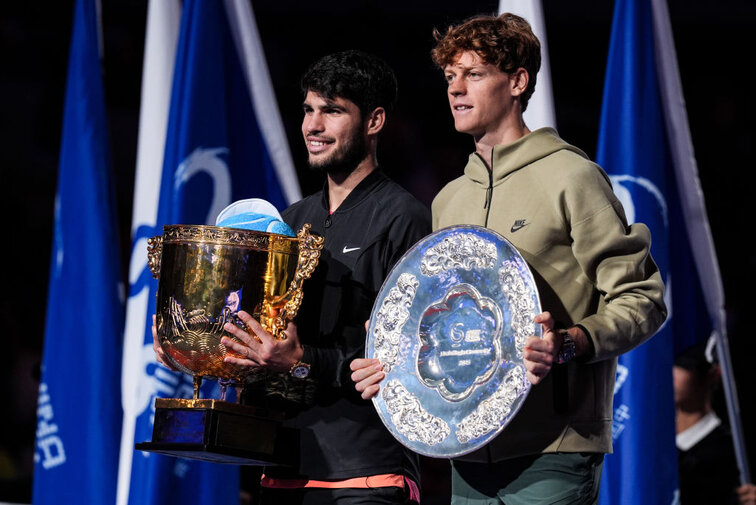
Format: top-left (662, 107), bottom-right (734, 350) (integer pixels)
top-left (319, 168), bottom-right (387, 213)
top-left (464, 128), bottom-right (589, 186)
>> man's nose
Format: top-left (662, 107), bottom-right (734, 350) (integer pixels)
top-left (305, 112), bottom-right (324, 134)
top-left (449, 79), bottom-right (465, 96)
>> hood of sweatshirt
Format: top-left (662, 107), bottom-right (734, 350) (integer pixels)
top-left (464, 128), bottom-right (590, 186)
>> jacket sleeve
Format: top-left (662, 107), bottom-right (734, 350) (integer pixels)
top-left (564, 165), bottom-right (667, 361)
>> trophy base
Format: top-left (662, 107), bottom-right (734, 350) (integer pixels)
top-left (135, 398), bottom-right (298, 466)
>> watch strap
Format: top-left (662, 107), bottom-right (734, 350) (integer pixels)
top-left (556, 329), bottom-right (576, 364)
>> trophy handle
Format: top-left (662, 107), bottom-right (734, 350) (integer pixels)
top-left (262, 223), bottom-right (324, 339)
top-left (147, 235), bottom-right (163, 279)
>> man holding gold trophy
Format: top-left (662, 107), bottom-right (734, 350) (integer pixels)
top-left (153, 51), bottom-right (430, 504)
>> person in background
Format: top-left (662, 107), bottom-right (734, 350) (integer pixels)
top-left (674, 338), bottom-right (756, 505)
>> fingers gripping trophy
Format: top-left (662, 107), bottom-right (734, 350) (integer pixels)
top-left (136, 199), bottom-right (324, 465)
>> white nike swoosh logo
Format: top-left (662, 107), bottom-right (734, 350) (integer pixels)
top-left (342, 246), bottom-right (361, 254)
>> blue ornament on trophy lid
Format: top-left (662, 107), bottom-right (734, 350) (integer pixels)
top-left (215, 198), bottom-right (295, 236)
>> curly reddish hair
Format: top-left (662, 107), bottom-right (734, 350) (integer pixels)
top-left (432, 13), bottom-right (541, 111)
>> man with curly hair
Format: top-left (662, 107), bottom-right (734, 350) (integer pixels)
top-left (353, 13), bottom-right (667, 504)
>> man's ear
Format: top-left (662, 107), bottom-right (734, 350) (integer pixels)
top-left (365, 107), bottom-right (386, 136)
top-left (510, 68), bottom-right (529, 98)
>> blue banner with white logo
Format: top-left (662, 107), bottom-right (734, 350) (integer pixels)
top-left (596, 0), bottom-right (712, 503)
top-left (32, 0), bottom-right (124, 503)
top-left (121, 0), bottom-right (298, 504)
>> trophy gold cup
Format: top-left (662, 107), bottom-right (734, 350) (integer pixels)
top-left (134, 223), bottom-right (323, 465)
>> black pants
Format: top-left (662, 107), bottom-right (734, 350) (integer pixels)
top-left (257, 485), bottom-right (415, 505)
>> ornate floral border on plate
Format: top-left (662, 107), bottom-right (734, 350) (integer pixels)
top-left (367, 225), bottom-right (541, 458)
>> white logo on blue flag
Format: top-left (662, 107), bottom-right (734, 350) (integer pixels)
top-left (35, 383), bottom-right (67, 470)
top-left (174, 147), bottom-right (232, 224)
top-left (610, 175), bottom-right (668, 227)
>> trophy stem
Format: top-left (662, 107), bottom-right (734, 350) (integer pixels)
top-left (193, 376), bottom-right (202, 401)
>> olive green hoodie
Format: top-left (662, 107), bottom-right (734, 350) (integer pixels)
top-left (432, 128), bottom-right (666, 460)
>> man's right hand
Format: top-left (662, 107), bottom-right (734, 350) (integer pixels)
top-left (350, 358), bottom-right (385, 400)
top-left (152, 314), bottom-right (178, 371)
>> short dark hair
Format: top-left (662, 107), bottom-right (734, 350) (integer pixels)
top-left (300, 50), bottom-right (398, 116)
top-left (675, 339), bottom-right (717, 378)
top-left (432, 13), bottom-right (541, 112)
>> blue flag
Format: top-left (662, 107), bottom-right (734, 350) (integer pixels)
top-left (32, 0), bottom-right (124, 503)
top-left (119, 1), bottom-right (300, 504)
top-left (595, 0), bottom-right (714, 503)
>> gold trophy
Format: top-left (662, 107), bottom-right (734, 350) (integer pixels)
top-left (135, 223), bottom-right (323, 465)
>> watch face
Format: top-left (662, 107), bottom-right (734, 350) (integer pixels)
top-left (292, 365), bottom-right (310, 379)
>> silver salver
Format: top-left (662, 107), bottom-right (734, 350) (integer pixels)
top-left (366, 225), bottom-right (541, 458)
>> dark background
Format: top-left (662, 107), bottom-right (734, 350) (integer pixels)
top-left (1, 1), bottom-right (755, 503)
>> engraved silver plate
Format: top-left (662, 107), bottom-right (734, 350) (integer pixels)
top-left (367, 225), bottom-right (541, 458)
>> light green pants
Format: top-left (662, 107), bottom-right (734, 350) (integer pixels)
top-left (451, 453), bottom-right (604, 505)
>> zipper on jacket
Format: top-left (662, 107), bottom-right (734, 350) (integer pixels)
top-left (475, 150), bottom-right (495, 227)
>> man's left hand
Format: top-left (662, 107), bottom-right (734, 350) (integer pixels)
top-left (523, 312), bottom-right (561, 385)
top-left (221, 310), bottom-right (303, 373)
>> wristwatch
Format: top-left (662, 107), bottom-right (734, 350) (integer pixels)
top-left (556, 329), bottom-right (576, 364)
top-left (289, 360), bottom-right (311, 379)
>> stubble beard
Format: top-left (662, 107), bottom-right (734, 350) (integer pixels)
top-left (307, 128), bottom-right (367, 177)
